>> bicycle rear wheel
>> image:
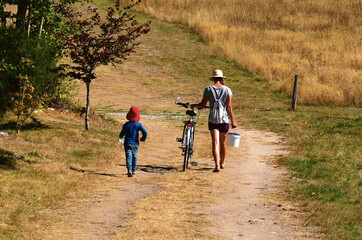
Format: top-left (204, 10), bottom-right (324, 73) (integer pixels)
top-left (183, 129), bottom-right (191, 171)
top-left (183, 144), bottom-right (190, 171)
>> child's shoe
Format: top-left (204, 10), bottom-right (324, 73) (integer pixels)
top-left (127, 172), bottom-right (133, 177)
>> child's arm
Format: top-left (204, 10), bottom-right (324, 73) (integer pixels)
top-left (139, 124), bottom-right (147, 142)
top-left (119, 125), bottom-right (126, 139)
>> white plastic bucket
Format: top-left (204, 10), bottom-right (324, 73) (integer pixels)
top-left (227, 132), bottom-right (241, 147)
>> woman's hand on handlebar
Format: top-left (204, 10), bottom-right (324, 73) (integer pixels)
top-left (193, 96), bottom-right (209, 109)
top-left (191, 103), bottom-right (210, 109)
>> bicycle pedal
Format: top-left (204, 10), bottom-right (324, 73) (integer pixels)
top-left (191, 161), bottom-right (198, 166)
top-left (176, 138), bottom-right (182, 142)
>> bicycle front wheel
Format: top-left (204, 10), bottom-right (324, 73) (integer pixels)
top-left (188, 127), bottom-right (195, 164)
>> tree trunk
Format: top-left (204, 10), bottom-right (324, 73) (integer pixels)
top-left (85, 81), bottom-right (90, 131)
top-left (1, 17), bottom-right (5, 27)
top-left (16, 2), bottom-right (28, 30)
top-left (27, 4), bottom-right (32, 37)
top-left (38, 16), bottom-right (44, 38)
top-left (0, 5), bottom-right (6, 27)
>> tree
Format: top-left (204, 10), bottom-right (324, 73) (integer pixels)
top-left (13, 57), bottom-right (39, 132)
top-left (0, 1), bottom-right (78, 118)
top-left (0, 0), bottom-right (77, 29)
top-left (61, 0), bottom-right (151, 131)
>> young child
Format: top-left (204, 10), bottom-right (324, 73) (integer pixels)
top-left (119, 106), bottom-right (147, 177)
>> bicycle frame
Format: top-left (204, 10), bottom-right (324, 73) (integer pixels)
top-left (181, 116), bottom-right (195, 147)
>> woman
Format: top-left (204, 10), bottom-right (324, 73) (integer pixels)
top-left (192, 69), bottom-right (237, 172)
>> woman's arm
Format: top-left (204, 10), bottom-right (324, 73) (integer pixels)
top-left (226, 96), bottom-right (237, 128)
top-left (191, 95), bottom-right (208, 109)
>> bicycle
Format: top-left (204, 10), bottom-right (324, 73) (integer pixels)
top-left (175, 97), bottom-right (208, 171)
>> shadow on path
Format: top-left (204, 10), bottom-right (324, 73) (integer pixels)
top-left (118, 163), bottom-right (178, 174)
top-left (69, 166), bottom-right (120, 177)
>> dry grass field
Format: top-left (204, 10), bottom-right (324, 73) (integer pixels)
top-left (124, 0), bottom-right (362, 106)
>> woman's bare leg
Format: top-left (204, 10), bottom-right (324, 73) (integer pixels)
top-left (210, 129), bottom-right (220, 168)
top-left (219, 132), bottom-right (228, 168)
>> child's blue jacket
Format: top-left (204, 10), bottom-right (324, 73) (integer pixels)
top-left (119, 121), bottom-right (147, 145)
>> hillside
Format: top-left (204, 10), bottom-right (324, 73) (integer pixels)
top-left (122, 0), bottom-right (362, 106)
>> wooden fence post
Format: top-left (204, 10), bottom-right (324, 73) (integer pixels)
top-left (292, 75), bottom-right (299, 110)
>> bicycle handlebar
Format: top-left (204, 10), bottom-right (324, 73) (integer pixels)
top-left (175, 97), bottom-right (190, 108)
top-left (175, 97), bottom-right (210, 109)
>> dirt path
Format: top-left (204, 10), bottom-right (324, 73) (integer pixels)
top-left (67, 183), bottom-right (159, 240)
top-left (46, 117), bottom-right (318, 239)
top-left (205, 130), bottom-right (319, 239)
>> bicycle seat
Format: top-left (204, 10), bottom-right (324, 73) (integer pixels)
top-left (186, 110), bottom-right (197, 117)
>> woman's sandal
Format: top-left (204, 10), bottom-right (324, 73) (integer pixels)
top-left (220, 162), bottom-right (225, 169)
top-left (213, 166), bottom-right (220, 172)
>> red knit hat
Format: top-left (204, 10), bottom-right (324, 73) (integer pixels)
top-left (126, 106), bottom-right (140, 122)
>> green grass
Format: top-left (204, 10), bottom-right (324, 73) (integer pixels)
top-left (240, 104), bottom-right (361, 238)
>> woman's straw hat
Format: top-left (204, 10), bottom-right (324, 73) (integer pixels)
top-left (210, 69), bottom-right (225, 80)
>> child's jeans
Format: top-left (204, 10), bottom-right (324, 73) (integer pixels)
top-left (124, 144), bottom-right (139, 173)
